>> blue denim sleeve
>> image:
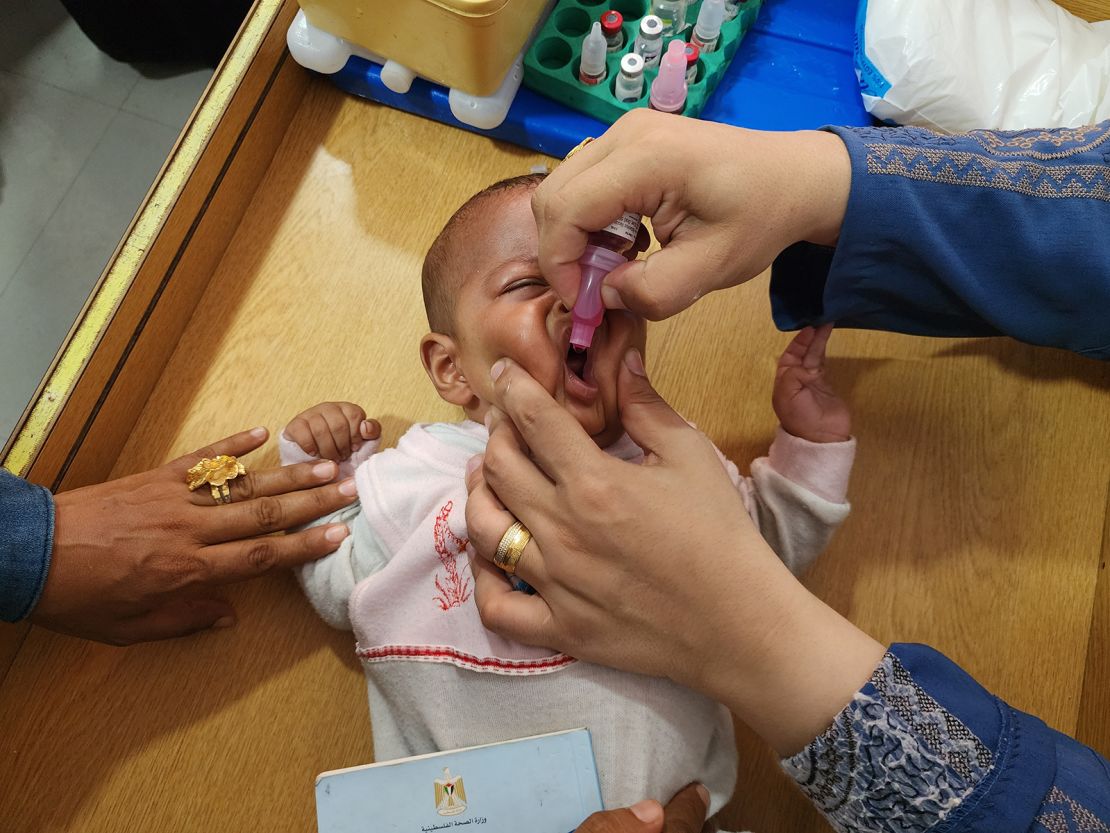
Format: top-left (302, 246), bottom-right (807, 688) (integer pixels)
top-left (782, 643), bottom-right (1110, 833)
top-left (769, 122), bottom-right (1110, 360)
top-left (0, 468), bottom-right (55, 622)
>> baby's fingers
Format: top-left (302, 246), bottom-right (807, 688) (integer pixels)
top-left (336, 403), bottom-right (379, 450)
top-left (286, 417), bottom-right (319, 456)
top-left (359, 418), bottom-right (381, 442)
top-left (777, 327), bottom-right (816, 372)
top-left (804, 323), bottom-right (835, 370)
top-left (308, 412), bottom-right (341, 461)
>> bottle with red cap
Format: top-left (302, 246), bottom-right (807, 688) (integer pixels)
top-left (600, 10), bottom-right (624, 52)
top-left (683, 41), bottom-right (699, 85)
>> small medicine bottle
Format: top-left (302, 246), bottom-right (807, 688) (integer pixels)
top-left (634, 15), bottom-right (665, 68)
top-left (684, 41), bottom-right (699, 85)
top-left (651, 0), bottom-right (687, 37)
top-left (600, 10), bottom-right (624, 52)
top-left (579, 21), bottom-right (608, 86)
top-left (649, 39), bottom-right (688, 114)
top-left (572, 215), bottom-right (641, 349)
top-left (615, 52), bottom-right (645, 102)
top-left (691, 0), bottom-right (725, 53)
top-left (562, 139), bottom-right (644, 350)
top-left (724, 0), bottom-right (746, 22)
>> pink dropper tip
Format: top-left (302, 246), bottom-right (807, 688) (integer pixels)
top-left (570, 320), bottom-right (596, 350)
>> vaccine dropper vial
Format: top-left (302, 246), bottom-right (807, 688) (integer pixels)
top-left (634, 15), bottom-right (664, 68)
top-left (561, 138), bottom-right (643, 350)
top-left (649, 39), bottom-right (688, 114)
top-left (579, 21), bottom-right (607, 85)
top-left (692, 0), bottom-right (725, 53)
top-left (615, 52), bottom-right (645, 102)
top-left (572, 216), bottom-right (640, 350)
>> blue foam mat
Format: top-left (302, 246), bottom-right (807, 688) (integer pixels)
top-left (328, 0), bottom-right (872, 158)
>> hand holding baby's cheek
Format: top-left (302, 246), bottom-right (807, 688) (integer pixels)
top-left (469, 354), bottom-right (791, 698)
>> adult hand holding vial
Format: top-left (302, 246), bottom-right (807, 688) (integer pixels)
top-left (531, 110), bottom-right (851, 321)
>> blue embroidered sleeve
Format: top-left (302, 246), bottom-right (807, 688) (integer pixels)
top-left (0, 468), bottom-right (55, 622)
top-left (769, 122), bottom-right (1110, 359)
top-left (782, 644), bottom-right (1110, 833)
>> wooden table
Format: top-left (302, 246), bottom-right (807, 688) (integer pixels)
top-left (2, 2), bottom-right (1108, 830)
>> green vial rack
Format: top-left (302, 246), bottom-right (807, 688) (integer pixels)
top-left (523, 0), bottom-right (763, 123)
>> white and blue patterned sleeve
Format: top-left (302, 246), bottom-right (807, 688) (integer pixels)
top-left (782, 644), bottom-right (1110, 832)
top-left (770, 122), bottom-right (1110, 360)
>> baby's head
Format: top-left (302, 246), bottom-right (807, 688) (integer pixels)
top-left (420, 174), bottom-right (646, 448)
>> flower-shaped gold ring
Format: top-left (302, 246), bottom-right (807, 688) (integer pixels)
top-left (186, 455), bottom-right (247, 505)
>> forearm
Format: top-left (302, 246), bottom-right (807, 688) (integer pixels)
top-left (689, 551), bottom-right (885, 757)
top-left (771, 121), bottom-right (1110, 358)
top-left (0, 470), bottom-right (55, 622)
top-left (783, 644), bottom-right (1110, 832)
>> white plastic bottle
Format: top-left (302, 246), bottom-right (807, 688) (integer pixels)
top-left (579, 21), bottom-right (607, 85)
top-left (692, 0), bottom-right (726, 53)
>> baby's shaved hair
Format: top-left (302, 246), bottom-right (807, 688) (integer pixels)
top-left (422, 173), bottom-right (547, 335)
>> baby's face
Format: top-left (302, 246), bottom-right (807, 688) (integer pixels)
top-left (448, 191), bottom-right (647, 447)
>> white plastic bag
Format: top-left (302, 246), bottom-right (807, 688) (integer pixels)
top-left (856, 0), bottom-right (1110, 132)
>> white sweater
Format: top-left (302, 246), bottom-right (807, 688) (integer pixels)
top-left (280, 420), bottom-right (855, 815)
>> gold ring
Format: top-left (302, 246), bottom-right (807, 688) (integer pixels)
top-left (494, 520), bottom-right (532, 577)
top-left (186, 455), bottom-right (246, 505)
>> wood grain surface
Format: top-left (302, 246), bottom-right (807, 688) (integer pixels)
top-left (2, 25), bottom-right (1110, 833)
top-left (1057, 0), bottom-right (1110, 19)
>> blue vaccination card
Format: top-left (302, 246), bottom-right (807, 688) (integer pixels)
top-left (315, 728), bottom-right (603, 833)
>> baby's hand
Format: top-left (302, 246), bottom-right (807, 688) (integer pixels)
top-left (284, 402), bottom-right (381, 462)
top-left (772, 325), bottom-right (851, 443)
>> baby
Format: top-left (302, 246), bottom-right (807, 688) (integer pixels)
top-left (279, 174), bottom-right (856, 815)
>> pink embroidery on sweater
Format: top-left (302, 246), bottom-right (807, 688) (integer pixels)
top-left (432, 501), bottom-right (472, 610)
top-left (356, 644), bottom-right (575, 674)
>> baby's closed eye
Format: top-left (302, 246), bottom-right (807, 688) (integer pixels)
top-left (504, 277), bottom-right (548, 294)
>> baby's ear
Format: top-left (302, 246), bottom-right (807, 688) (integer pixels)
top-left (420, 333), bottom-right (476, 409)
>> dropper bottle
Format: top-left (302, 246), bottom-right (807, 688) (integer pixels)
top-left (571, 216), bottom-right (640, 349)
top-left (578, 22), bottom-right (608, 85)
top-left (691, 0), bottom-right (725, 53)
top-left (649, 40), bottom-right (688, 114)
top-left (563, 139), bottom-right (642, 351)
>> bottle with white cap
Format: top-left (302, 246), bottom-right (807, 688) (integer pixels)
top-left (633, 15), bottom-right (665, 68)
top-left (614, 52), bottom-right (645, 102)
top-left (691, 0), bottom-right (725, 53)
top-left (578, 21), bottom-right (608, 85)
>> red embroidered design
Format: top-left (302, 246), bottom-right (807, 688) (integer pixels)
top-left (432, 501), bottom-right (472, 610)
top-left (356, 644), bottom-right (576, 675)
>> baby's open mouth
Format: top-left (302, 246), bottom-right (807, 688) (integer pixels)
top-left (563, 343), bottom-right (599, 403)
top-left (566, 345), bottom-right (588, 380)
